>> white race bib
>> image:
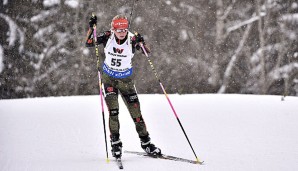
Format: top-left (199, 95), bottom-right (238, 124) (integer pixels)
top-left (103, 32), bottom-right (134, 78)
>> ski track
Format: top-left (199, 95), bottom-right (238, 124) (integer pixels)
top-left (0, 94), bottom-right (298, 171)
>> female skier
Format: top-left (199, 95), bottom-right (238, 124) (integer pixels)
top-left (86, 14), bottom-right (161, 159)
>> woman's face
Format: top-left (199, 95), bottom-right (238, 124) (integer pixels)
top-left (113, 28), bottom-right (128, 40)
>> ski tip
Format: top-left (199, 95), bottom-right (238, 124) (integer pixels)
top-left (106, 158), bottom-right (110, 163)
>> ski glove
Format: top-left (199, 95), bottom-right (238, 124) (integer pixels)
top-left (133, 33), bottom-right (151, 54)
top-left (89, 15), bottom-right (97, 28)
top-left (134, 32), bottom-right (144, 44)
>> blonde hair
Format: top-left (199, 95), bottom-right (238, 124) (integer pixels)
top-left (111, 14), bottom-right (128, 29)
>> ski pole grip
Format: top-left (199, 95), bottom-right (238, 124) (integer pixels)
top-left (139, 42), bottom-right (149, 57)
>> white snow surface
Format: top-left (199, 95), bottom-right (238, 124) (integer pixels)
top-left (0, 94), bottom-right (298, 171)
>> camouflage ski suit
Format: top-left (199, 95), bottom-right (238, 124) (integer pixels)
top-left (101, 72), bottom-right (148, 137)
top-left (95, 30), bottom-right (149, 138)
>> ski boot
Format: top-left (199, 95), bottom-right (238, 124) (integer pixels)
top-left (111, 134), bottom-right (122, 159)
top-left (140, 135), bottom-right (161, 157)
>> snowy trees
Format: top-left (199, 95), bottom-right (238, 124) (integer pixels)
top-left (212, 0), bottom-right (298, 95)
top-left (244, 0), bottom-right (298, 95)
top-left (0, 0), bottom-right (297, 98)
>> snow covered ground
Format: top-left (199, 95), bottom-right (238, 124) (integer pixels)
top-left (0, 94), bottom-right (298, 171)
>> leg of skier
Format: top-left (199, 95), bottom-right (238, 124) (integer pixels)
top-left (103, 82), bottom-right (123, 159)
top-left (119, 77), bottom-right (161, 156)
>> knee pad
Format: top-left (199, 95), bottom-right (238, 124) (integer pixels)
top-left (104, 85), bottom-right (118, 96)
top-left (109, 109), bottom-right (119, 116)
top-left (133, 116), bottom-right (144, 123)
top-left (123, 93), bottom-right (139, 103)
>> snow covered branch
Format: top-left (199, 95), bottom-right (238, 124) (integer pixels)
top-left (280, 13), bottom-right (298, 24)
top-left (218, 23), bottom-right (253, 93)
top-left (269, 63), bottom-right (298, 80)
top-left (226, 12), bottom-right (266, 34)
top-left (220, 0), bottom-right (237, 20)
top-left (0, 45), bottom-right (4, 73)
top-left (33, 60), bottom-right (66, 83)
top-left (0, 13), bottom-right (25, 52)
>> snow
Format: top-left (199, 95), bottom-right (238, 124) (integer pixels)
top-left (0, 13), bottom-right (25, 52)
top-left (180, 2), bottom-right (194, 15)
top-left (227, 12), bottom-right (266, 34)
top-left (269, 62), bottom-right (298, 79)
top-left (43, 0), bottom-right (60, 7)
top-left (3, 0), bottom-right (8, 5)
top-left (1, 94), bottom-right (298, 171)
top-left (0, 13), bottom-right (25, 73)
top-left (165, 1), bottom-right (171, 5)
top-left (82, 48), bottom-right (90, 56)
top-left (292, 3), bottom-right (298, 9)
top-left (0, 45), bottom-right (4, 73)
top-left (43, 0), bottom-right (79, 8)
top-left (1, 14), bottom-right (17, 47)
top-left (281, 13), bottom-right (298, 24)
top-left (65, 0), bottom-right (79, 8)
top-left (134, 17), bottom-right (143, 25)
top-left (179, 29), bottom-right (188, 41)
top-left (33, 25), bottom-right (54, 40)
top-left (31, 10), bottom-right (52, 23)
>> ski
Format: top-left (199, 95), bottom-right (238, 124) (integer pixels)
top-left (124, 150), bottom-right (204, 165)
top-left (116, 158), bottom-right (123, 169)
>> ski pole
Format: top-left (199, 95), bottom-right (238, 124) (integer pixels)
top-left (139, 42), bottom-right (203, 164)
top-left (92, 16), bottom-right (110, 163)
top-left (128, 0), bottom-right (138, 29)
